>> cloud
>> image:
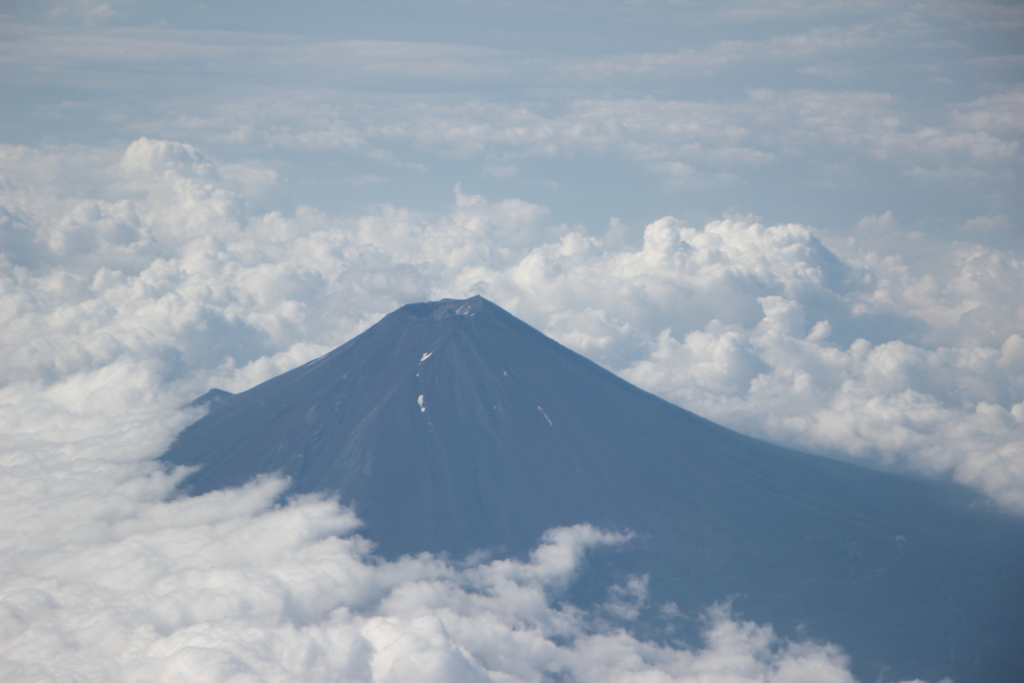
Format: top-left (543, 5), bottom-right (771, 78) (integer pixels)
top-left (218, 88), bottom-right (1017, 187)
top-left (951, 87), bottom-right (1024, 136)
top-left (555, 25), bottom-right (878, 81)
top-left (2, 138), bottom-right (1022, 514)
top-left (2, 19), bottom-right (876, 83)
top-left (855, 209), bottom-right (898, 235)
top-left (2, 26), bottom-right (515, 80)
top-left (745, 89), bottom-right (1021, 164)
top-left (961, 214), bottom-right (1014, 233)
top-left (0, 368), bottom-right (901, 682)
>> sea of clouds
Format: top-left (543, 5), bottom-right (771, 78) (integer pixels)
top-left (4, 1), bottom-right (1021, 680)
top-left (1, 135), bottom-right (1018, 681)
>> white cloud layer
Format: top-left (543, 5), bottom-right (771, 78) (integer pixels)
top-left (1, 367), bottom-right (886, 682)
top-left (2, 137), bottom-right (1021, 514)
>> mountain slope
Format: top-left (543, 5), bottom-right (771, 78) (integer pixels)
top-left (164, 296), bottom-right (1024, 682)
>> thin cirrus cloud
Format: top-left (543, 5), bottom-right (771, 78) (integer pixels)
top-left (0, 20), bottom-right (877, 78)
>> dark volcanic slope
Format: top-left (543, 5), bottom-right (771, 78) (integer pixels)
top-left (164, 296), bottom-right (1024, 683)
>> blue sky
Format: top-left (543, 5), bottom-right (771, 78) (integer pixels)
top-left (1, 2), bottom-right (1022, 681)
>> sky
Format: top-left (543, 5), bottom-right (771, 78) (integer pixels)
top-left (1, 1), bottom-right (1022, 681)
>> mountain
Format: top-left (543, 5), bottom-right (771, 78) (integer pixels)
top-left (163, 296), bottom-right (1024, 683)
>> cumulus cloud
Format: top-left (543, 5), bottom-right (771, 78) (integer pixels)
top-left (2, 137), bottom-right (1022, 514)
top-left (0, 370), bottom-right (881, 683)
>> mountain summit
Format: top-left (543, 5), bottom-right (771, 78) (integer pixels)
top-left (164, 296), bottom-right (1023, 682)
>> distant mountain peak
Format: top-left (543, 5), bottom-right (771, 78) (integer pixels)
top-left (162, 297), bottom-right (1024, 683)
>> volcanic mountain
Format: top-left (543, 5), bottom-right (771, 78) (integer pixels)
top-left (164, 296), bottom-right (1024, 682)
